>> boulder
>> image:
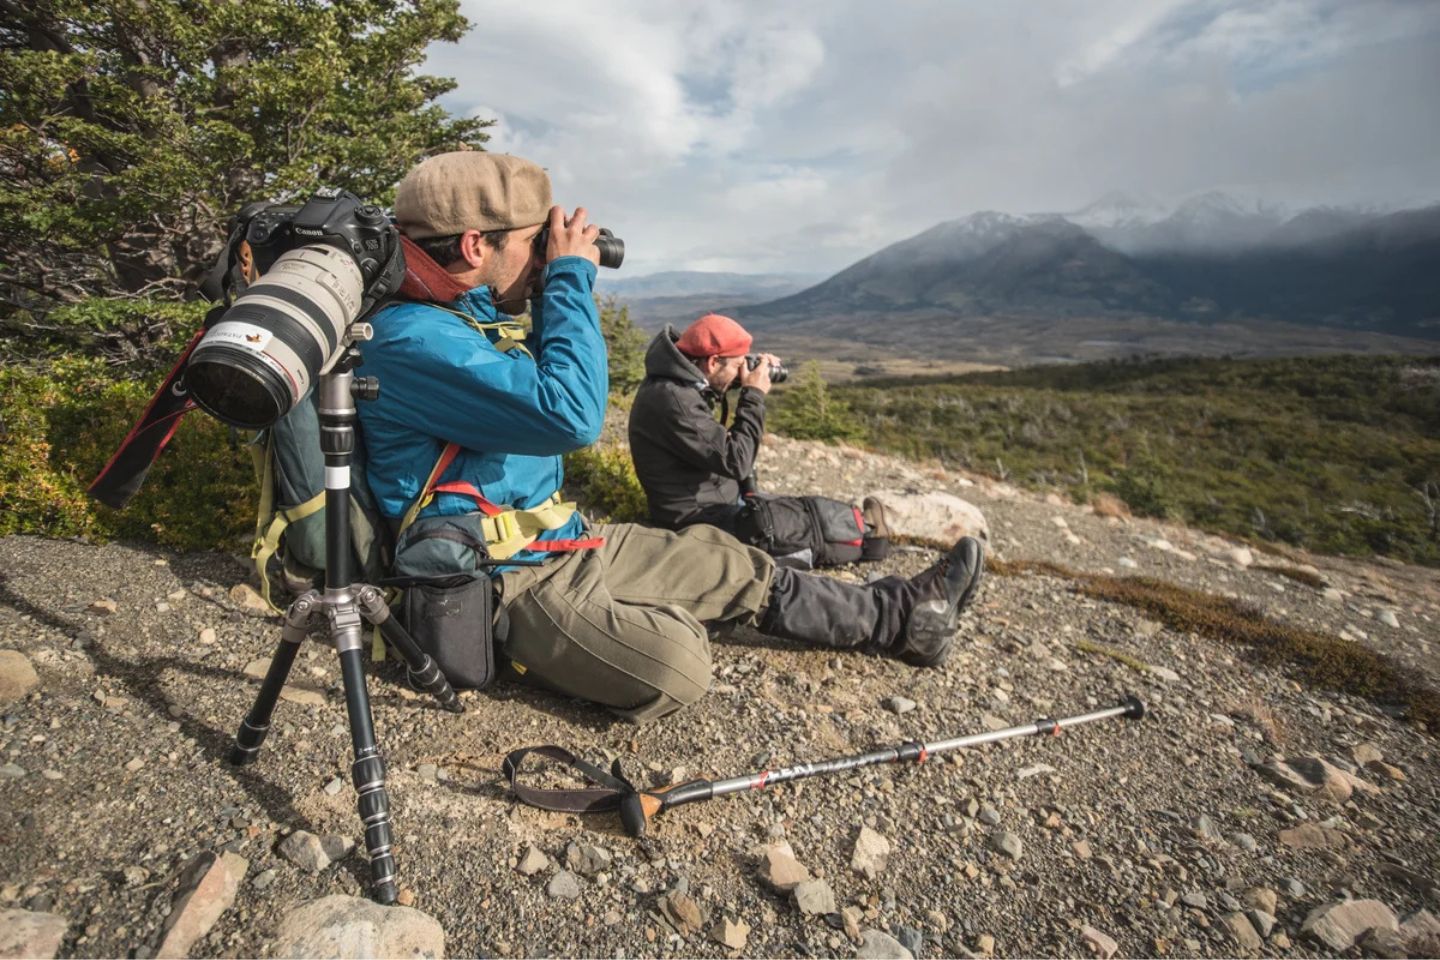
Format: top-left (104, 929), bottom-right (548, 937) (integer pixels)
top-left (867, 491), bottom-right (989, 543)
top-left (0, 909), bottom-right (67, 959)
top-left (0, 651), bottom-right (39, 708)
top-left (1301, 899), bottom-right (1399, 952)
top-left (272, 895), bottom-right (444, 958)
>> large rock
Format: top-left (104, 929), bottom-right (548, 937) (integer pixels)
top-left (868, 491), bottom-right (989, 543)
top-left (153, 851), bottom-right (248, 959)
top-left (0, 650), bottom-right (39, 707)
top-left (0, 909), bottom-right (67, 959)
top-left (1278, 823), bottom-right (1351, 850)
top-left (1301, 899), bottom-right (1399, 952)
top-left (1255, 754), bottom-right (1372, 803)
top-left (272, 895), bottom-right (444, 958)
top-left (1222, 912), bottom-right (1262, 957)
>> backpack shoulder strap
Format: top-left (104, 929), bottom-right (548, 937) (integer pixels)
top-left (423, 302), bottom-right (534, 358)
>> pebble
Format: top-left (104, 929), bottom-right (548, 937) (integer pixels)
top-left (517, 845), bottom-right (550, 876)
top-left (1377, 609), bottom-right (1400, 628)
top-left (851, 827), bottom-right (892, 880)
top-left (792, 878), bottom-right (836, 916)
top-left (323, 777), bottom-right (345, 796)
top-left (989, 830), bottom-right (1023, 860)
top-left (856, 929), bottom-right (914, 959)
top-left (87, 598), bottom-right (118, 615)
top-left (893, 925), bottom-right (924, 955)
top-left (1147, 665), bottom-right (1181, 683)
top-left (547, 871), bottom-right (581, 900)
top-left (1015, 763), bottom-right (1054, 780)
top-left (883, 695), bottom-right (917, 715)
top-left (978, 806), bottom-right (1001, 826)
top-left (1081, 924), bottom-right (1118, 958)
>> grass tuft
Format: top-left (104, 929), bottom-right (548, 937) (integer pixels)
top-left (995, 561), bottom-right (1439, 735)
top-left (1253, 563), bottom-right (1328, 589)
top-left (1072, 638), bottom-right (1149, 672)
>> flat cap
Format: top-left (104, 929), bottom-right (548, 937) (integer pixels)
top-left (394, 152), bottom-right (552, 239)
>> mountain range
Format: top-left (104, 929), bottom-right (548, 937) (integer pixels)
top-left (726, 193), bottom-right (1440, 358)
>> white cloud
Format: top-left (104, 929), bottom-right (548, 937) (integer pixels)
top-left (422, 0), bottom-right (1440, 275)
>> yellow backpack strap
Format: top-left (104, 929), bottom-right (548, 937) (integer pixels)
top-left (425, 302), bottom-right (534, 358)
top-left (478, 493), bottom-right (580, 560)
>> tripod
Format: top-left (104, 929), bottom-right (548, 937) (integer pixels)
top-left (228, 347), bottom-right (462, 904)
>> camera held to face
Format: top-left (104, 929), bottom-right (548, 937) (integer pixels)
top-left (746, 354), bottom-right (789, 383)
top-left (532, 224), bottom-right (625, 269)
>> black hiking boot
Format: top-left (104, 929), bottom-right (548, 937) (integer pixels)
top-left (891, 536), bottom-right (985, 667)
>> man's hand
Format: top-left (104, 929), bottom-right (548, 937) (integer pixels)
top-left (545, 205), bottom-right (601, 265)
top-left (739, 353), bottom-right (780, 394)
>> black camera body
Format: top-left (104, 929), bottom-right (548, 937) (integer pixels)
top-left (745, 353), bottom-right (789, 383)
top-left (242, 188), bottom-right (404, 291)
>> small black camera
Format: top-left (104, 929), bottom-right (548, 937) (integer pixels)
top-left (746, 354), bottom-right (789, 383)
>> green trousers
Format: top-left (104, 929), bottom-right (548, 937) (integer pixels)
top-left (498, 523), bottom-right (776, 723)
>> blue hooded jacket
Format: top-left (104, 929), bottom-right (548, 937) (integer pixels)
top-left (356, 256), bottom-right (607, 567)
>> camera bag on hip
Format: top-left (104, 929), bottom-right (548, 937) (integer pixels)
top-left (390, 514), bottom-right (499, 690)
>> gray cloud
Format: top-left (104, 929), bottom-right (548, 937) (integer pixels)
top-left (425, 0), bottom-right (1440, 274)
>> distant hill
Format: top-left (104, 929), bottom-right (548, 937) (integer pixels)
top-left (739, 195), bottom-right (1440, 356)
top-left (596, 270), bottom-right (821, 301)
top-left (595, 270), bottom-right (823, 332)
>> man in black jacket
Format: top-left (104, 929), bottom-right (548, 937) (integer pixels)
top-left (629, 313), bottom-right (894, 569)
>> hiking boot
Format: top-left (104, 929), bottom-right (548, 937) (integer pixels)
top-left (860, 496), bottom-right (892, 562)
top-left (892, 536), bottom-right (985, 667)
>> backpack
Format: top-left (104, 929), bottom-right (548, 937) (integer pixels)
top-left (248, 390), bottom-right (391, 612)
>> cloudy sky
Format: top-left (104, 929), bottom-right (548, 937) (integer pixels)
top-left (422, 0), bottom-right (1440, 276)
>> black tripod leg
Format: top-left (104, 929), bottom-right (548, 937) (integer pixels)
top-left (336, 644), bottom-right (398, 904)
top-left (355, 585), bottom-right (462, 713)
top-left (229, 591), bottom-right (316, 766)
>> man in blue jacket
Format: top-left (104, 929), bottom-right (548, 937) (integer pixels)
top-left (359, 152), bottom-right (984, 723)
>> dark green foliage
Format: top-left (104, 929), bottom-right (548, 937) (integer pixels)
top-left (837, 354), bottom-right (1440, 566)
top-left (769, 361), bottom-right (867, 443)
top-left (1, 0), bottom-right (489, 326)
top-left (563, 444), bottom-right (648, 523)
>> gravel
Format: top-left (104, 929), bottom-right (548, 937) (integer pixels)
top-left (1, 431), bottom-right (1437, 957)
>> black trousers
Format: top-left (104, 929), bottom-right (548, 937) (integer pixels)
top-left (679, 495), bottom-right (880, 568)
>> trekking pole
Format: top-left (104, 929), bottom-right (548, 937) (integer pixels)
top-left (503, 695), bottom-right (1145, 838)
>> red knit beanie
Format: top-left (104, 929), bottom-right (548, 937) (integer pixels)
top-left (675, 313), bottom-right (752, 358)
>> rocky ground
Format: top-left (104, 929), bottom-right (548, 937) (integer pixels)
top-left (1, 432), bottom-right (1438, 959)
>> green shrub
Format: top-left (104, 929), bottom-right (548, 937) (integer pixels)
top-left (836, 354), bottom-right (1440, 566)
top-left (0, 357), bottom-right (256, 552)
top-left (564, 443), bottom-right (648, 523)
top-left (770, 361), bottom-right (867, 443)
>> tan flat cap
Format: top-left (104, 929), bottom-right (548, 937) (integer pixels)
top-left (394, 152), bottom-right (553, 239)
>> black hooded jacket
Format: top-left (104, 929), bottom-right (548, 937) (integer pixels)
top-left (627, 326), bottom-right (766, 527)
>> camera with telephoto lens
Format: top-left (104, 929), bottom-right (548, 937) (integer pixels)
top-left (745, 353), bottom-right (788, 383)
top-left (531, 224), bottom-right (625, 269)
top-left (184, 187), bottom-right (405, 430)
